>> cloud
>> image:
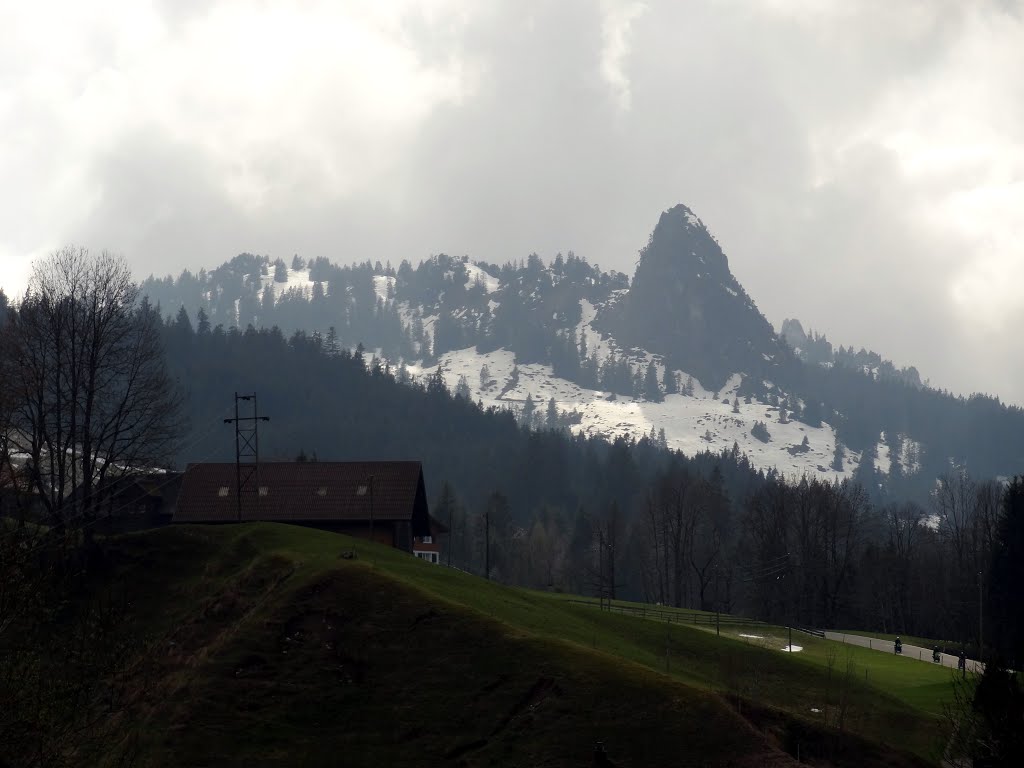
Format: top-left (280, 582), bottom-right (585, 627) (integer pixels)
top-left (599, 1), bottom-right (647, 110)
top-left (1, 0), bottom-right (1022, 404)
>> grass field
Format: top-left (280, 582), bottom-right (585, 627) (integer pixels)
top-left (100, 522), bottom-right (957, 766)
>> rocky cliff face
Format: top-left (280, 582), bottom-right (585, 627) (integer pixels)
top-left (597, 204), bottom-right (790, 390)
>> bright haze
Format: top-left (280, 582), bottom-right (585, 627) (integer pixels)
top-left (2, 1), bottom-right (1022, 404)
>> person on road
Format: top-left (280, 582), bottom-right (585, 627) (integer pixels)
top-left (933, 645), bottom-right (941, 663)
top-left (894, 636), bottom-right (902, 654)
top-left (958, 648), bottom-right (966, 671)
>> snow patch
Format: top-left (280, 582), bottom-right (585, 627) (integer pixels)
top-left (464, 263), bottom-right (500, 293)
top-left (373, 275), bottom-right (396, 304)
top-left (406, 343), bottom-right (855, 482)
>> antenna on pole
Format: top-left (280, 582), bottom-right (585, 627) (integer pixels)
top-left (224, 392), bottom-right (270, 522)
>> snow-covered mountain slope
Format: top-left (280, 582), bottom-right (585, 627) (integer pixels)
top-left (395, 279), bottom-right (866, 481)
top-left (414, 345), bottom-right (861, 480)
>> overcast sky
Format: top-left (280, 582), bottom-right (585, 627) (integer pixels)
top-left (2, 0), bottom-right (1022, 404)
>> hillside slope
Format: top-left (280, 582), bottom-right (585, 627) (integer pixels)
top-left (109, 524), bottom-right (795, 767)
top-left (93, 523), bottom-right (949, 767)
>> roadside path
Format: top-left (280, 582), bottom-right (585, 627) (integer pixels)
top-left (823, 632), bottom-right (983, 673)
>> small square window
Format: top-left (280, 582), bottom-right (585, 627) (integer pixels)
top-left (217, 486), bottom-right (230, 497)
top-left (317, 487), bottom-right (327, 496)
top-left (356, 485), bottom-right (368, 496)
top-left (258, 486), bottom-right (268, 496)
top-left (421, 535), bottom-right (432, 544)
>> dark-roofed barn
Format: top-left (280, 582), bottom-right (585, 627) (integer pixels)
top-left (173, 461), bottom-right (431, 552)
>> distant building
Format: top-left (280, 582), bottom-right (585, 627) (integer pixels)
top-left (91, 471), bottom-right (183, 532)
top-left (173, 461), bottom-right (433, 553)
top-left (1, 464), bottom-right (181, 532)
top-left (413, 515), bottom-right (449, 564)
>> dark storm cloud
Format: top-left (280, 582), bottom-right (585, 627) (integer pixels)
top-left (2, 1), bottom-right (1022, 403)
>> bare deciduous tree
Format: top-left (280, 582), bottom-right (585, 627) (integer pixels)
top-left (0, 247), bottom-right (182, 538)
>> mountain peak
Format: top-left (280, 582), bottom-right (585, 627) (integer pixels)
top-left (662, 202), bottom-right (704, 231)
top-left (597, 203), bottom-right (785, 389)
top-left (641, 204), bottom-right (732, 287)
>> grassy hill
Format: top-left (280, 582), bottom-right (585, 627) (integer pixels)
top-left (95, 523), bottom-right (957, 767)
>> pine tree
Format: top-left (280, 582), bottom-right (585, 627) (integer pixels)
top-left (991, 477), bottom-right (1024, 667)
top-left (522, 394), bottom-right (536, 428)
top-left (326, 326), bottom-right (340, 356)
top-left (422, 329), bottom-right (437, 366)
top-left (832, 441), bottom-right (846, 472)
top-left (291, 254), bottom-right (306, 270)
top-left (196, 307), bottom-right (211, 335)
top-left (455, 375), bottom-right (472, 400)
top-left (662, 364), bottom-right (677, 395)
top-left (546, 397), bottom-right (558, 430)
top-left (479, 364), bottom-right (491, 390)
top-left (644, 361), bottom-right (663, 402)
top-left (732, 397), bottom-right (740, 414)
top-left (426, 365), bottom-right (447, 396)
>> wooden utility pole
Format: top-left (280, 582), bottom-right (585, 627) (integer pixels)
top-left (979, 570), bottom-right (983, 667)
top-left (447, 498), bottom-right (453, 568)
top-left (368, 474), bottom-right (374, 543)
top-left (714, 565), bottom-right (720, 637)
top-left (665, 618), bottom-right (671, 673)
top-left (484, 507), bottom-right (490, 580)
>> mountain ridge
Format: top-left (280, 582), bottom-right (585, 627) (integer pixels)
top-left (140, 203), bottom-right (1024, 500)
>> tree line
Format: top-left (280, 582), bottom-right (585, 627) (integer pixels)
top-left (151, 306), bottom-right (1023, 666)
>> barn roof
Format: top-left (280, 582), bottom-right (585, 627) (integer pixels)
top-left (173, 461), bottom-right (427, 524)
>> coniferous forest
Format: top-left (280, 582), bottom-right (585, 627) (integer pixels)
top-left (159, 315), bottom-right (1024, 668)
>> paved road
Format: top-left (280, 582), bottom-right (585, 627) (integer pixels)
top-left (823, 632), bottom-right (983, 674)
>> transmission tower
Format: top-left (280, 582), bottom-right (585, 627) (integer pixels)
top-left (224, 392), bottom-right (270, 521)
